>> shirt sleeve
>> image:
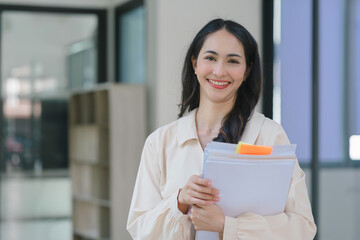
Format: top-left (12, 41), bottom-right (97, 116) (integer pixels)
top-left (222, 124), bottom-right (317, 240)
top-left (127, 133), bottom-right (192, 240)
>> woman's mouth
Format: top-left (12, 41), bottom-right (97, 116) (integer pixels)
top-left (207, 79), bottom-right (231, 89)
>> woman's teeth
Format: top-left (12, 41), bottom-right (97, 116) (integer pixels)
top-left (208, 79), bottom-right (230, 86)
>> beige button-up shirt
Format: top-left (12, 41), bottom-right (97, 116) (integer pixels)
top-left (127, 109), bottom-right (317, 239)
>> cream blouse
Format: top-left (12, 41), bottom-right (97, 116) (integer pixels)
top-left (127, 109), bottom-right (317, 240)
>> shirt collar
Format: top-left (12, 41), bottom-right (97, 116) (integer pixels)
top-left (176, 109), bottom-right (265, 146)
top-left (177, 109), bottom-right (199, 146)
top-left (240, 111), bottom-right (265, 144)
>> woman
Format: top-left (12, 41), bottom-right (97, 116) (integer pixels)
top-left (127, 18), bottom-right (317, 239)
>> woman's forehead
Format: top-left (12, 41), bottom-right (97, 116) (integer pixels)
top-left (200, 29), bottom-right (245, 56)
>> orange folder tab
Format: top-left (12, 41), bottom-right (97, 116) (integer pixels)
top-left (235, 142), bottom-right (273, 155)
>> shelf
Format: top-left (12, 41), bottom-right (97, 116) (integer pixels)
top-left (71, 163), bottom-right (109, 200)
top-left (70, 84), bottom-right (146, 239)
top-left (70, 125), bottom-right (109, 163)
top-left (71, 158), bottom-right (109, 168)
top-left (74, 229), bottom-right (110, 240)
top-left (70, 89), bottom-right (109, 127)
top-left (70, 92), bottom-right (96, 124)
top-left (70, 123), bottom-right (109, 129)
top-left (95, 90), bottom-right (109, 126)
top-left (73, 200), bottom-right (110, 239)
top-left (70, 94), bottom-right (81, 124)
top-left (73, 194), bottom-right (111, 208)
top-left (80, 92), bottom-right (95, 124)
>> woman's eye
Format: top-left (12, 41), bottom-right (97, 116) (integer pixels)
top-left (229, 59), bottom-right (239, 64)
top-left (205, 56), bottom-right (216, 61)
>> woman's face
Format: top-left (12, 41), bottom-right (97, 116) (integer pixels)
top-left (192, 29), bottom-right (248, 105)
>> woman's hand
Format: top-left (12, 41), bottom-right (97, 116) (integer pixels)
top-left (190, 204), bottom-right (225, 233)
top-left (177, 175), bottom-right (220, 214)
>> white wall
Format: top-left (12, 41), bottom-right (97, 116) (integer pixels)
top-left (146, 0), bottom-right (262, 131)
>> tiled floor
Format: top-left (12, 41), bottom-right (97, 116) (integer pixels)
top-left (0, 173), bottom-right (72, 240)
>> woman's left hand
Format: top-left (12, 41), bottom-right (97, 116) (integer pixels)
top-left (190, 204), bottom-right (225, 233)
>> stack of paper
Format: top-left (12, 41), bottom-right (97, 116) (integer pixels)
top-left (196, 142), bottom-right (297, 240)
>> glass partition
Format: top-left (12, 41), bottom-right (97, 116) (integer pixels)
top-left (277, 0), bottom-right (360, 239)
top-left (0, 9), bottom-right (100, 240)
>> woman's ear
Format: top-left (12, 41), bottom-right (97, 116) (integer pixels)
top-left (191, 56), bottom-right (197, 74)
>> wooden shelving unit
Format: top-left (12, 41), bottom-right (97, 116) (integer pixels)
top-left (70, 84), bottom-right (146, 240)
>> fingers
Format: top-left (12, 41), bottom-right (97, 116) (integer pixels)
top-left (190, 205), bottom-right (209, 230)
top-left (190, 175), bottom-right (219, 195)
top-left (190, 197), bottom-right (214, 206)
top-left (191, 182), bottom-right (219, 196)
top-left (190, 189), bottom-right (220, 202)
top-left (180, 189), bottom-right (217, 206)
top-left (190, 204), bottom-right (225, 232)
top-left (189, 176), bottom-right (220, 205)
top-left (191, 175), bottom-right (211, 187)
top-left (179, 175), bottom-right (220, 206)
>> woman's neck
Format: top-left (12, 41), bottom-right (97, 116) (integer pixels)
top-left (196, 100), bottom-right (233, 131)
top-left (196, 100), bottom-right (234, 149)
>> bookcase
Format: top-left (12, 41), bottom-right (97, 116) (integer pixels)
top-left (70, 84), bottom-right (146, 240)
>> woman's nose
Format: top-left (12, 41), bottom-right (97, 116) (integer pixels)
top-left (213, 62), bottom-right (227, 77)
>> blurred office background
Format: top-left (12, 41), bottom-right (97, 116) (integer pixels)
top-left (0, 0), bottom-right (359, 239)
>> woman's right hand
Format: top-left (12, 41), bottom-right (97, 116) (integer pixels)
top-left (177, 175), bottom-right (220, 214)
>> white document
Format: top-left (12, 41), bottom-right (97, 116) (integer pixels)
top-left (196, 142), bottom-right (296, 240)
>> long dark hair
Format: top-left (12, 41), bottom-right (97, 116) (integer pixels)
top-left (178, 18), bottom-right (262, 143)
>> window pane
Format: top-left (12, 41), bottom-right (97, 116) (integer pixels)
top-left (119, 6), bottom-right (146, 84)
top-left (318, 0), bottom-right (345, 162)
top-left (280, 0), bottom-right (313, 163)
top-left (349, 0), bottom-right (360, 137)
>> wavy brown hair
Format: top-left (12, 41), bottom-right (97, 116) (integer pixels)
top-left (178, 18), bottom-right (262, 143)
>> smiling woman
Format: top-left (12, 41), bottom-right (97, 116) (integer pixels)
top-left (127, 18), bottom-right (316, 240)
top-left (192, 30), bottom-right (247, 109)
top-left (179, 20), bottom-right (261, 145)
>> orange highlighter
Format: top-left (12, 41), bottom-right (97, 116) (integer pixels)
top-left (235, 142), bottom-right (273, 155)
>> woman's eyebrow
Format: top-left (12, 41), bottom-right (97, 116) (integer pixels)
top-left (227, 53), bottom-right (242, 58)
top-left (204, 50), bottom-right (218, 55)
top-left (204, 50), bottom-right (242, 58)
